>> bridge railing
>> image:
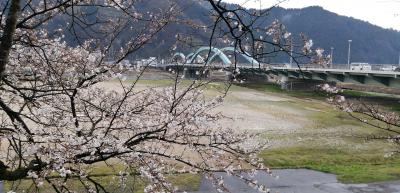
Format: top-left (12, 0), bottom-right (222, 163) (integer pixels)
top-left (268, 64), bottom-right (400, 72)
top-left (159, 62), bottom-right (400, 74)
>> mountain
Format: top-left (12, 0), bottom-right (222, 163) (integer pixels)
top-left (54, 1), bottom-right (400, 65)
top-left (268, 6), bottom-right (400, 65)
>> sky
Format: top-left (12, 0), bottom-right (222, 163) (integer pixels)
top-left (223, 0), bottom-right (400, 30)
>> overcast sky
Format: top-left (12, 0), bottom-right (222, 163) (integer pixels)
top-left (223, 0), bottom-right (400, 30)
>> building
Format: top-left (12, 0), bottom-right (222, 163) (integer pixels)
top-left (135, 57), bottom-right (158, 68)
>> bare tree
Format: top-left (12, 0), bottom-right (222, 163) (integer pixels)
top-left (336, 98), bottom-right (400, 153)
top-left (321, 84), bottom-right (400, 155)
top-left (196, 0), bottom-right (327, 69)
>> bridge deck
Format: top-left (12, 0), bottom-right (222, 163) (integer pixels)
top-left (161, 63), bottom-right (400, 88)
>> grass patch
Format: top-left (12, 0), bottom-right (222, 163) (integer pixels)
top-left (240, 83), bottom-right (329, 100)
top-left (5, 169), bottom-right (201, 193)
top-left (307, 106), bottom-right (360, 129)
top-left (5, 175), bottom-right (146, 193)
top-left (241, 83), bottom-right (400, 103)
top-left (260, 147), bottom-right (400, 183)
top-left (342, 90), bottom-right (376, 98)
top-left (389, 103), bottom-right (400, 113)
top-left (167, 173), bottom-right (202, 191)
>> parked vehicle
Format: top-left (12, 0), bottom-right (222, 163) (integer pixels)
top-left (350, 63), bottom-right (371, 71)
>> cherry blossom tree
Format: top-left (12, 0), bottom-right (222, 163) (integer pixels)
top-left (0, 0), bottom-right (271, 192)
top-left (0, 0), bottom-right (323, 192)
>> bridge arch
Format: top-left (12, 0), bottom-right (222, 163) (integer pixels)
top-left (189, 47), bottom-right (232, 66)
top-left (210, 47), bottom-right (259, 67)
top-left (172, 52), bottom-right (186, 63)
top-left (186, 53), bottom-right (194, 63)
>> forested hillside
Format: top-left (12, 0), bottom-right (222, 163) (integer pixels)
top-left (56, 1), bottom-right (400, 64)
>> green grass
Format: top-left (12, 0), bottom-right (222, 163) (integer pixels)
top-left (341, 90), bottom-right (400, 113)
top-left (241, 82), bottom-right (399, 101)
top-left (260, 147), bottom-right (400, 183)
top-left (390, 103), bottom-right (400, 113)
top-left (341, 90), bottom-right (376, 98)
top-left (307, 105), bottom-right (359, 129)
top-left (5, 176), bottom-right (145, 193)
top-left (241, 83), bottom-right (400, 114)
top-left (5, 174), bottom-right (201, 193)
top-left (167, 173), bottom-right (202, 191)
top-left (240, 83), bottom-right (329, 100)
top-left (5, 167), bottom-right (201, 193)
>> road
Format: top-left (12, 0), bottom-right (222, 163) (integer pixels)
top-left (188, 169), bottom-right (400, 193)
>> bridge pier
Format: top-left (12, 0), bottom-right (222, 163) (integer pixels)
top-left (234, 69), bottom-right (270, 83)
top-left (267, 73), bottom-right (330, 91)
top-left (165, 66), bottom-right (211, 79)
top-left (183, 68), bottom-right (210, 79)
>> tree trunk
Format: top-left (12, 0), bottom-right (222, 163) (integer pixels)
top-left (0, 0), bottom-right (20, 80)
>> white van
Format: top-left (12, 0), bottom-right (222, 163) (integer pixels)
top-left (350, 63), bottom-right (371, 71)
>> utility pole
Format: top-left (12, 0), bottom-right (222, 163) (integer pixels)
top-left (347, 40), bottom-right (352, 69)
top-left (289, 40), bottom-right (293, 68)
top-left (398, 52), bottom-right (400, 66)
top-left (330, 47), bottom-right (334, 68)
